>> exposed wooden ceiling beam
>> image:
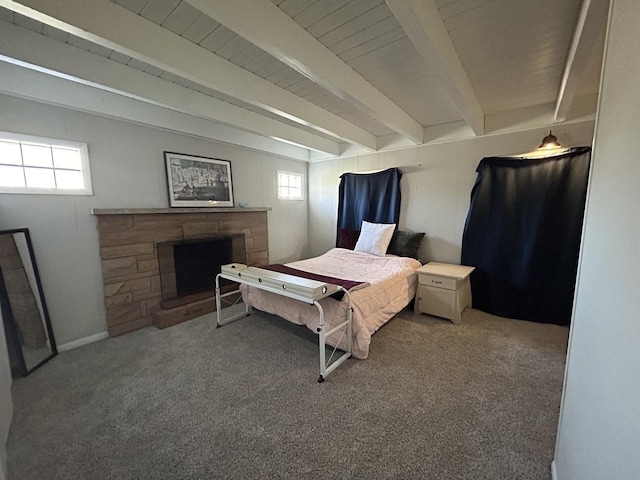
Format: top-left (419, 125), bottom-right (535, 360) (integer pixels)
top-left (385, 0), bottom-right (485, 136)
top-left (0, 0), bottom-right (377, 151)
top-left (0, 20), bottom-right (339, 155)
top-left (186, 0), bottom-right (424, 144)
top-left (0, 61), bottom-right (311, 161)
top-left (554, 0), bottom-right (609, 123)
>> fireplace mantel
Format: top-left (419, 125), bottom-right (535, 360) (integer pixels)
top-left (93, 208), bottom-right (269, 336)
top-left (91, 207), bottom-right (271, 215)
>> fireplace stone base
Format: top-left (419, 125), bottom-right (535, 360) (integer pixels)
top-left (153, 295), bottom-right (217, 329)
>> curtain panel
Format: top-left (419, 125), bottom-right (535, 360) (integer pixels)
top-left (461, 147), bottom-right (591, 325)
top-left (336, 168), bottom-right (402, 245)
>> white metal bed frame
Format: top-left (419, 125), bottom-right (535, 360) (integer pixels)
top-left (215, 263), bottom-right (353, 382)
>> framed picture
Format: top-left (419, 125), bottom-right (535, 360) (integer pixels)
top-left (164, 152), bottom-right (234, 207)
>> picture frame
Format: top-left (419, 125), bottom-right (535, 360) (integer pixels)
top-left (164, 152), bottom-right (234, 207)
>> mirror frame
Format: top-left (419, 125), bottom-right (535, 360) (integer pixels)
top-left (0, 228), bottom-right (57, 376)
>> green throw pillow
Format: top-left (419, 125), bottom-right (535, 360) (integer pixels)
top-left (387, 231), bottom-right (425, 259)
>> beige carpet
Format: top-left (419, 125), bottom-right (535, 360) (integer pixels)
top-left (7, 306), bottom-right (568, 479)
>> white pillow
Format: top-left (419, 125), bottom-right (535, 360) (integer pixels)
top-left (353, 221), bottom-right (396, 257)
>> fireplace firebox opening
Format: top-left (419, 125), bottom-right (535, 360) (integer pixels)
top-left (157, 234), bottom-right (245, 309)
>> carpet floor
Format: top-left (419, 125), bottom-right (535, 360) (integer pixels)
top-left (7, 307), bottom-right (568, 479)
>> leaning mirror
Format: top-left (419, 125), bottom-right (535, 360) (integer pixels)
top-left (0, 228), bottom-right (57, 377)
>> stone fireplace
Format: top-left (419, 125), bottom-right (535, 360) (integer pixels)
top-left (92, 208), bottom-right (269, 336)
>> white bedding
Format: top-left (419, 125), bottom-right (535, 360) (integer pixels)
top-left (241, 248), bottom-right (421, 359)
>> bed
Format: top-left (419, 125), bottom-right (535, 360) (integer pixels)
top-left (216, 247), bottom-right (421, 381)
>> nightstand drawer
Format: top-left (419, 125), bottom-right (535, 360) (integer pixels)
top-left (418, 274), bottom-right (457, 290)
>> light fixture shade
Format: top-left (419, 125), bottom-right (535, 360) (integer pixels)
top-left (539, 130), bottom-right (561, 149)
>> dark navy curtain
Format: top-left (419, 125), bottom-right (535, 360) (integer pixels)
top-left (336, 168), bottom-right (402, 242)
top-left (461, 147), bottom-right (591, 326)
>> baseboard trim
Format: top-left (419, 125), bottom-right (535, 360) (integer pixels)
top-left (551, 459), bottom-right (558, 480)
top-left (57, 332), bottom-right (109, 352)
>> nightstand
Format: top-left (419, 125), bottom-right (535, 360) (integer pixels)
top-left (414, 262), bottom-right (475, 324)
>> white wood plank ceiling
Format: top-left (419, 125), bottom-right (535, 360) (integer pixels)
top-left (0, 0), bottom-right (609, 159)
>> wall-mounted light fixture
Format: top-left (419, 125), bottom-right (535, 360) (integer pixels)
top-left (538, 130), bottom-right (562, 150)
top-left (511, 130), bottom-right (570, 158)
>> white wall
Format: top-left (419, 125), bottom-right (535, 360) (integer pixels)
top-left (553, 1), bottom-right (640, 478)
top-left (0, 307), bottom-right (12, 480)
top-left (308, 122), bottom-right (595, 262)
top-left (0, 94), bottom-right (308, 347)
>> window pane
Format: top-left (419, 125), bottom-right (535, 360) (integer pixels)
top-left (52, 147), bottom-right (81, 169)
top-left (277, 171), bottom-right (303, 199)
top-left (0, 132), bottom-right (91, 195)
top-left (0, 141), bottom-right (22, 165)
top-left (55, 169), bottom-right (85, 189)
top-left (0, 165), bottom-right (25, 187)
top-left (25, 167), bottom-right (55, 188)
top-left (22, 144), bottom-right (53, 168)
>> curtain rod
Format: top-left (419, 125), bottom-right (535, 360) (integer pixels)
top-left (352, 164), bottom-right (422, 174)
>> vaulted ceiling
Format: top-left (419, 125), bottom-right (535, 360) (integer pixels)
top-left (0, 0), bottom-right (609, 160)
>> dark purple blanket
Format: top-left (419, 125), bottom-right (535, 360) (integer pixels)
top-left (259, 264), bottom-right (367, 300)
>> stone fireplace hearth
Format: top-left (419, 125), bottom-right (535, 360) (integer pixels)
top-left (92, 208), bottom-right (270, 336)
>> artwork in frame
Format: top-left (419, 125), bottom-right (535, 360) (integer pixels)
top-left (165, 152), bottom-right (234, 207)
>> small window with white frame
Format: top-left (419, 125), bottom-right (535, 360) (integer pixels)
top-left (0, 131), bottom-right (92, 195)
top-left (277, 170), bottom-right (304, 200)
